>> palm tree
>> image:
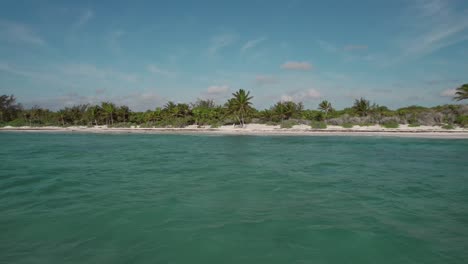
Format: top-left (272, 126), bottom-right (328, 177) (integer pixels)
top-left (353, 97), bottom-right (371, 117)
top-left (454, 84), bottom-right (468, 101)
top-left (228, 89), bottom-right (253, 127)
top-left (318, 100), bottom-right (333, 120)
top-left (101, 102), bottom-right (116, 125)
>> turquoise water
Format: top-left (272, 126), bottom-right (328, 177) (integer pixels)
top-left (1, 133), bottom-right (468, 264)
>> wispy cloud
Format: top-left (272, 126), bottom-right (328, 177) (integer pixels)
top-left (206, 85), bottom-right (229, 95)
top-left (201, 85), bottom-right (230, 100)
top-left (147, 65), bottom-right (176, 77)
top-left (24, 91), bottom-right (164, 112)
top-left (241, 37), bottom-right (267, 53)
top-left (74, 9), bottom-right (94, 28)
top-left (208, 34), bottom-right (237, 55)
top-left (317, 40), bottom-right (338, 53)
top-left (397, 0), bottom-right (468, 59)
top-left (440, 88), bottom-right (457, 97)
top-left (0, 20), bottom-right (45, 46)
top-left (255, 75), bottom-right (278, 85)
top-left (60, 63), bottom-right (138, 83)
top-left (281, 89), bottom-right (321, 102)
top-left (281, 61), bottom-right (313, 71)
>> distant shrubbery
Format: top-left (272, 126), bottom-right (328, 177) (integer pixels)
top-left (311, 121), bottom-right (327, 129)
top-left (381, 120), bottom-right (399, 128)
top-left (1, 92), bottom-right (467, 129)
top-left (280, 120), bottom-right (299, 129)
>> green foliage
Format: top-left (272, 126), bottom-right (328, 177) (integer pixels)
top-left (227, 89), bottom-right (254, 127)
top-left (408, 123), bottom-right (421, 127)
top-left (1, 92), bottom-right (467, 130)
top-left (455, 115), bottom-right (468, 127)
top-left (280, 120), bottom-right (299, 129)
top-left (0, 95), bottom-right (22, 122)
top-left (454, 84), bottom-right (468, 101)
top-left (265, 121), bottom-right (279, 126)
top-left (442, 124), bottom-right (455, 130)
top-left (359, 123), bottom-right (374, 127)
top-left (353, 98), bottom-right (371, 117)
top-left (318, 100), bottom-right (333, 119)
top-left (381, 120), bottom-right (399, 128)
top-left (341, 123), bottom-right (354, 128)
top-left (6, 118), bottom-right (30, 127)
top-left (271, 101), bottom-right (303, 121)
top-left (311, 121), bottom-right (327, 129)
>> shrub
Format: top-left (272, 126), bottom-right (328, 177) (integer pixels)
top-left (265, 121), bottom-right (279, 126)
top-left (280, 120), bottom-right (298, 129)
top-left (311, 121), bottom-right (327, 129)
top-left (342, 123), bottom-right (354, 128)
top-left (6, 119), bottom-right (30, 127)
top-left (408, 123), bottom-right (420, 127)
top-left (442, 124), bottom-right (455, 130)
top-left (359, 123), bottom-right (373, 127)
top-left (455, 115), bottom-right (468, 128)
top-left (109, 122), bottom-right (133, 128)
top-left (381, 120), bottom-right (399, 128)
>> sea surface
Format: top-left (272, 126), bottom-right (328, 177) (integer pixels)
top-left (1, 132), bottom-right (468, 264)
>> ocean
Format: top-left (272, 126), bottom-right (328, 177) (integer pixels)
top-left (1, 132), bottom-right (467, 263)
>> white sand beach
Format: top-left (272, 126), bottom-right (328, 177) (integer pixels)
top-left (1, 124), bottom-right (468, 138)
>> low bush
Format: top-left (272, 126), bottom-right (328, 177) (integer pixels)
top-left (341, 123), bottom-right (354, 128)
top-left (442, 124), bottom-right (455, 130)
top-left (455, 115), bottom-right (468, 128)
top-left (381, 120), bottom-right (399, 128)
top-left (265, 121), bottom-right (279, 126)
top-left (311, 121), bottom-right (327, 129)
top-left (408, 123), bottom-right (420, 127)
top-left (280, 120), bottom-right (298, 129)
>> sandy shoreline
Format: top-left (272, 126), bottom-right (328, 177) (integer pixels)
top-left (1, 124), bottom-right (468, 138)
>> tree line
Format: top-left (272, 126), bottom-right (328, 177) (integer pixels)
top-left (1, 84), bottom-right (467, 128)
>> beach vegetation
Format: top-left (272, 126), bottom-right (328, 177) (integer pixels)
top-left (311, 121), bottom-right (327, 129)
top-left (1, 92), bottom-right (467, 129)
top-left (442, 124), bottom-right (455, 130)
top-left (381, 120), bottom-right (399, 128)
top-left (454, 84), bottom-right (468, 101)
top-left (280, 120), bottom-right (299, 129)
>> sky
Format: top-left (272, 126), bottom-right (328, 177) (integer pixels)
top-left (0, 0), bottom-right (467, 111)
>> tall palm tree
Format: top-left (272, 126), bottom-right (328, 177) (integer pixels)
top-left (228, 89), bottom-right (253, 127)
top-left (101, 102), bottom-right (116, 125)
top-left (318, 100), bottom-right (333, 120)
top-left (454, 84), bottom-right (468, 101)
top-left (353, 97), bottom-right (371, 117)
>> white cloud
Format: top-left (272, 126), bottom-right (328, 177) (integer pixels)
top-left (440, 88), bottom-right (456, 97)
top-left (147, 65), bottom-right (175, 77)
top-left (0, 20), bottom-right (45, 46)
top-left (24, 91), bottom-right (164, 112)
top-left (397, 0), bottom-right (468, 59)
top-left (74, 9), bottom-right (93, 28)
top-left (241, 37), bottom-right (267, 53)
top-left (206, 85), bottom-right (229, 95)
top-left (60, 63), bottom-right (138, 83)
top-left (317, 40), bottom-right (338, 53)
top-left (281, 89), bottom-right (321, 102)
top-left (208, 34), bottom-right (237, 55)
top-left (281, 61), bottom-right (313, 71)
top-left (255, 75), bottom-right (277, 85)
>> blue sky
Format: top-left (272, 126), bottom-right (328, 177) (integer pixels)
top-left (0, 0), bottom-right (467, 111)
